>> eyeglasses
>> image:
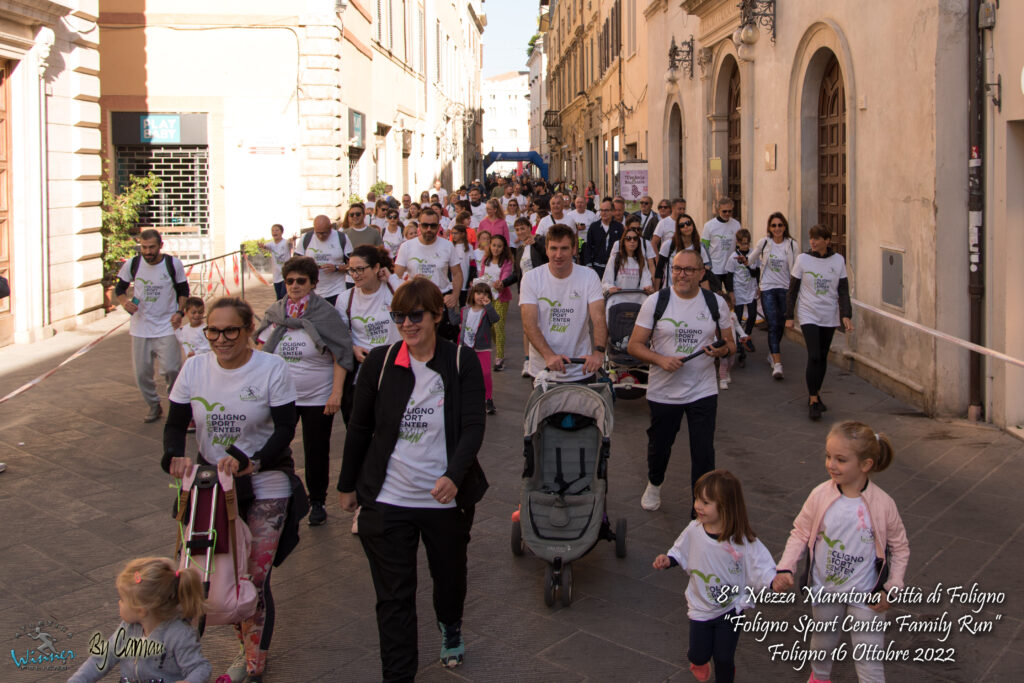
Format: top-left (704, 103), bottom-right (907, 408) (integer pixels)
top-left (671, 266), bottom-right (703, 276)
top-left (203, 326), bottom-right (243, 341)
top-left (658, 204), bottom-right (670, 209)
top-left (349, 265), bottom-right (372, 276)
top-left (387, 214), bottom-right (399, 219)
top-left (389, 310), bottom-right (427, 324)
top-left (769, 222), bottom-right (785, 228)
top-left (284, 277), bottom-right (309, 285)
top-left (640, 200), bottom-right (652, 205)
top-left (350, 211), bottom-right (363, 217)
top-left (678, 221), bottom-right (694, 228)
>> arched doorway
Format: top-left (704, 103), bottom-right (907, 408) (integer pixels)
top-left (727, 68), bottom-right (741, 220)
top-left (818, 56), bottom-right (846, 257)
top-left (668, 104), bottom-right (683, 199)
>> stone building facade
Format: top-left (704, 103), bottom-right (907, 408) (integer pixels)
top-left (0, 0), bottom-right (103, 348)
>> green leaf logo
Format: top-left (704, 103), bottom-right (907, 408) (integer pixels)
top-left (538, 297), bottom-right (561, 307)
top-left (135, 277), bottom-right (152, 286)
top-left (820, 531), bottom-right (845, 550)
top-left (660, 317), bottom-right (687, 328)
top-left (806, 270), bottom-right (823, 279)
top-left (409, 257), bottom-right (427, 264)
top-left (352, 315), bottom-right (374, 324)
top-left (691, 569), bottom-right (721, 584)
top-left (192, 396), bottom-right (225, 412)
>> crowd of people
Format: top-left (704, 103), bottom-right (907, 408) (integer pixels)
top-left (82, 174), bottom-right (906, 683)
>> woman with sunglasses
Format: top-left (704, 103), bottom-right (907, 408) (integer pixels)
top-left (380, 209), bottom-right (405, 258)
top-left (254, 256), bottom-right (354, 528)
top-left (164, 297), bottom-right (306, 683)
top-left (657, 214), bottom-right (711, 289)
top-left (747, 211), bottom-right (799, 380)
top-left (603, 228), bottom-right (654, 298)
top-left (339, 276), bottom-right (487, 680)
top-left (504, 198), bottom-right (522, 247)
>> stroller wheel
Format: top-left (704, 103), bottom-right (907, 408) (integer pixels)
top-left (543, 565), bottom-right (557, 607)
top-left (559, 563), bottom-right (573, 607)
top-left (615, 518), bottom-right (628, 558)
top-left (510, 520), bottom-right (525, 556)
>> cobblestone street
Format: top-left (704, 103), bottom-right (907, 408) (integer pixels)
top-left (1, 285), bottom-right (1021, 682)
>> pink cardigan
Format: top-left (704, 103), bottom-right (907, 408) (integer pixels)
top-left (478, 217), bottom-right (510, 243)
top-left (777, 479), bottom-right (910, 591)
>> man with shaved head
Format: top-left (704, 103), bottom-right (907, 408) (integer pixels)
top-left (295, 214), bottom-right (352, 305)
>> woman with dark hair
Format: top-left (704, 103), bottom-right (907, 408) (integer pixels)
top-left (657, 213), bottom-right (711, 288)
top-left (339, 276), bottom-right (487, 681)
top-left (603, 226), bottom-right (654, 297)
top-left (480, 233), bottom-right (514, 370)
top-left (164, 297), bottom-right (307, 683)
top-left (381, 210), bottom-right (405, 258)
top-left (254, 256), bottom-right (353, 527)
top-left (336, 244), bottom-right (402, 424)
top-left (785, 224), bottom-right (853, 421)
top-left (748, 211), bottom-right (798, 380)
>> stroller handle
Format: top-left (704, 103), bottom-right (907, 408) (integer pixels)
top-left (543, 357), bottom-right (588, 371)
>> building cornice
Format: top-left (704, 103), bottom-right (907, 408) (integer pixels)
top-left (467, 3), bottom-right (485, 33)
top-left (0, 0), bottom-right (72, 26)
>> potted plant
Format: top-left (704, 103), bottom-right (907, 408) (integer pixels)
top-left (101, 173), bottom-right (161, 311)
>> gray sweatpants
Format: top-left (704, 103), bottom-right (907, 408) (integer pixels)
top-left (132, 334), bottom-right (182, 407)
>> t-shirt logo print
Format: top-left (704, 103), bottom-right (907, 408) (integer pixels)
top-left (692, 568), bottom-right (734, 606)
top-left (191, 396), bottom-right (226, 413)
top-left (806, 270), bottom-right (831, 295)
top-left (239, 386), bottom-right (260, 402)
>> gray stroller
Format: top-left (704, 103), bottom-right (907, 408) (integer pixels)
top-left (510, 381), bottom-right (626, 607)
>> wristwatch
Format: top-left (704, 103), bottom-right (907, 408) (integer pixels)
top-left (595, 345), bottom-right (606, 353)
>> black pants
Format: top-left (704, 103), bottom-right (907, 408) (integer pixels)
top-left (358, 502), bottom-right (475, 683)
top-left (296, 405), bottom-right (335, 504)
top-left (735, 301), bottom-right (757, 336)
top-left (646, 396), bottom-right (717, 504)
top-left (340, 358), bottom-right (362, 425)
top-left (800, 324), bottom-right (837, 397)
top-left (688, 611), bottom-right (741, 683)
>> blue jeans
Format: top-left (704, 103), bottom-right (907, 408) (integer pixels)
top-left (760, 288), bottom-right (787, 354)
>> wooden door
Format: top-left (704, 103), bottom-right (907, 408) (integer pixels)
top-left (0, 60), bottom-right (11, 346)
top-left (818, 56), bottom-right (847, 257)
top-left (727, 68), bottom-right (742, 221)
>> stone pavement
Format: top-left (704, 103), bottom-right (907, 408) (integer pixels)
top-left (1, 284), bottom-right (1021, 682)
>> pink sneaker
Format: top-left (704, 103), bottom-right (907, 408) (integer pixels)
top-left (511, 505), bottom-right (521, 522)
top-left (808, 675), bottom-right (830, 683)
top-left (689, 662), bottom-right (710, 682)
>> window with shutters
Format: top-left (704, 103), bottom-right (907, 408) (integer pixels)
top-left (417, 7), bottom-right (425, 74)
top-left (435, 20), bottom-right (441, 83)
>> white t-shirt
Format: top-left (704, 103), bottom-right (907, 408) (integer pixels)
top-left (725, 251), bottom-right (758, 305)
top-left (792, 252), bottom-right (847, 327)
top-left (565, 209), bottom-right (597, 239)
top-left (453, 243), bottom-right (473, 291)
top-left (811, 495), bottom-right (878, 600)
top-left (505, 216), bottom-right (521, 248)
top-left (266, 239), bottom-right (293, 283)
top-left (382, 227), bottom-right (405, 258)
top-left (653, 216), bottom-right (678, 245)
top-left (519, 264), bottom-right (604, 382)
top-left (752, 237), bottom-right (797, 291)
top-left (336, 277), bottom-right (402, 349)
top-left (469, 202), bottom-right (487, 228)
top-left (501, 194), bottom-right (527, 211)
top-left (370, 216), bottom-right (388, 231)
top-left (482, 260), bottom-right (506, 299)
top-left (175, 324), bottom-right (210, 357)
top-left (602, 253), bottom-right (652, 292)
top-left (535, 213), bottom-right (570, 236)
top-left (702, 217), bottom-right (742, 274)
top-left (294, 231), bottom-right (352, 298)
top-left (520, 245), bottom-right (535, 273)
top-left (257, 325), bottom-right (335, 406)
top-left (610, 237), bottom-right (656, 263)
top-left (169, 351), bottom-right (296, 499)
top-left (376, 357), bottom-right (453, 509)
top-left (635, 288), bottom-right (731, 405)
top-left (117, 255), bottom-right (188, 339)
top-left (461, 307), bottom-right (484, 348)
top-left (396, 238), bottom-right (461, 293)
top-left (666, 520), bottom-right (777, 621)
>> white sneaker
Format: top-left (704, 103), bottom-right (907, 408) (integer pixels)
top-left (719, 379), bottom-right (729, 390)
top-left (521, 360), bottom-right (531, 378)
top-left (641, 482), bottom-right (661, 511)
top-left (226, 645), bottom-right (247, 683)
top-left (767, 353), bottom-right (775, 368)
top-left (772, 362), bottom-right (784, 380)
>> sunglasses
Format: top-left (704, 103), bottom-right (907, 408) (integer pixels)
top-left (624, 236), bottom-right (639, 242)
top-left (284, 277), bottom-right (309, 285)
top-left (770, 222), bottom-right (785, 228)
top-left (678, 221), bottom-right (694, 228)
top-left (389, 310), bottom-right (427, 324)
top-left (658, 204), bottom-right (670, 209)
top-left (350, 211), bottom-right (363, 216)
top-left (641, 200), bottom-right (652, 205)
top-left (203, 326), bottom-right (243, 341)
top-left (387, 214), bottom-right (399, 219)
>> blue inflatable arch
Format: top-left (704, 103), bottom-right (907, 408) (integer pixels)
top-left (482, 151), bottom-right (549, 180)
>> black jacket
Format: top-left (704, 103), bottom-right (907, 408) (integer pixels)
top-left (583, 220), bottom-right (624, 272)
top-left (635, 211), bottom-right (659, 241)
top-left (338, 339), bottom-right (488, 507)
top-left (510, 237), bottom-right (548, 287)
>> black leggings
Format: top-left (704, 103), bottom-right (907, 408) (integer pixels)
top-left (801, 324), bottom-right (837, 397)
top-left (296, 405), bottom-right (336, 504)
top-left (735, 301), bottom-right (757, 336)
top-left (688, 611), bottom-right (741, 683)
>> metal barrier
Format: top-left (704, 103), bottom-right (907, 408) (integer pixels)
top-left (181, 248), bottom-right (272, 302)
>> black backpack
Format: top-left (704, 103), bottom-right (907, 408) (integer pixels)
top-left (651, 286), bottom-right (724, 373)
top-left (130, 254), bottom-right (181, 285)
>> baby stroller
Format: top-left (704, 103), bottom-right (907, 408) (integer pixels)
top-left (510, 380), bottom-right (626, 607)
top-left (604, 289), bottom-right (650, 399)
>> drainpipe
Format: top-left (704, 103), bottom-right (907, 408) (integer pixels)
top-left (967, 0), bottom-right (985, 420)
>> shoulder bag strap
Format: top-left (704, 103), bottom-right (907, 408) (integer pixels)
top-left (378, 342), bottom-right (399, 390)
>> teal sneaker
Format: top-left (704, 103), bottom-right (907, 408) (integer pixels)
top-left (438, 620), bottom-right (464, 668)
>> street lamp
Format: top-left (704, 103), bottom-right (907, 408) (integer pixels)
top-left (736, 0), bottom-right (775, 45)
top-left (667, 35), bottom-right (694, 81)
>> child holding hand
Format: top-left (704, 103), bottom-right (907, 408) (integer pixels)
top-left (772, 420), bottom-right (910, 683)
top-left (458, 281), bottom-right (500, 415)
top-left (174, 297), bottom-right (210, 359)
top-left (654, 470), bottom-right (776, 683)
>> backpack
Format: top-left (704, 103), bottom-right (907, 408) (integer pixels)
top-left (755, 236), bottom-right (795, 284)
top-left (652, 286), bottom-right (725, 374)
top-left (130, 254), bottom-right (181, 284)
top-left (302, 228), bottom-right (348, 255)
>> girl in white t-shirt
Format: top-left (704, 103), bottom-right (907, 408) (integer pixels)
top-left (175, 296), bottom-right (211, 358)
top-left (459, 282), bottom-right (500, 414)
top-left (773, 422), bottom-right (909, 683)
top-left (653, 470), bottom-right (776, 683)
top-left (265, 223), bottom-right (294, 300)
top-left (784, 224), bottom-right (853, 421)
top-left (472, 230), bottom-right (491, 275)
top-left (504, 199), bottom-right (523, 248)
top-left (658, 214), bottom-right (712, 289)
top-left (403, 221), bottom-right (419, 241)
top-left (479, 234), bottom-right (514, 370)
top-left (381, 212), bottom-right (405, 258)
top-left (449, 225), bottom-right (474, 307)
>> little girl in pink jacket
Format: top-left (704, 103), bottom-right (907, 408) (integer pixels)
top-left (772, 420), bottom-right (910, 683)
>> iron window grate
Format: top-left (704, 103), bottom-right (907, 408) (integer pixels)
top-left (115, 145), bottom-right (210, 235)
